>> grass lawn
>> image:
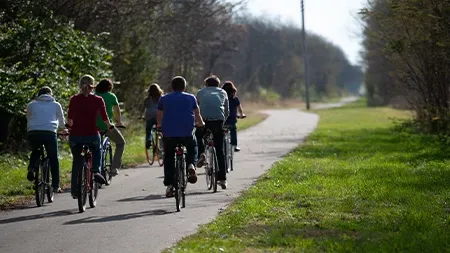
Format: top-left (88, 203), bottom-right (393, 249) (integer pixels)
top-left (0, 112), bottom-right (266, 209)
top-left (166, 101), bottom-right (450, 252)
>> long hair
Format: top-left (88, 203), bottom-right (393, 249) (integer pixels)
top-left (222, 81), bottom-right (237, 99)
top-left (147, 83), bottom-right (163, 103)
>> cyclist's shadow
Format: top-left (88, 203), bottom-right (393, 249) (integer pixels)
top-left (0, 209), bottom-right (77, 225)
top-left (63, 209), bottom-right (173, 225)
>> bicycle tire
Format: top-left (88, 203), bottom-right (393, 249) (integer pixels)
top-left (174, 157), bottom-right (182, 212)
top-left (45, 158), bottom-right (54, 203)
top-left (89, 175), bottom-right (98, 208)
top-left (211, 148), bottom-right (218, 193)
top-left (77, 164), bottom-right (87, 213)
top-left (34, 159), bottom-right (45, 207)
top-left (103, 143), bottom-right (113, 186)
top-left (181, 155), bottom-right (186, 208)
top-left (145, 138), bottom-right (155, 166)
top-left (224, 139), bottom-right (229, 173)
top-left (205, 148), bottom-right (213, 190)
top-left (157, 133), bottom-right (164, 166)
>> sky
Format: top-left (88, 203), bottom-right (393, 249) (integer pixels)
top-left (243, 0), bottom-right (367, 65)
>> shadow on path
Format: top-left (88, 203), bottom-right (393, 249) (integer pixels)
top-left (63, 209), bottom-right (173, 225)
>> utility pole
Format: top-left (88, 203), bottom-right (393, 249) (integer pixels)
top-left (301, 0), bottom-right (310, 110)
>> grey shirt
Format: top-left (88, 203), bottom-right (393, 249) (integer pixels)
top-left (142, 97), bottom-right (159, 120)
top-left (196, 87), bottom-right (229, 121)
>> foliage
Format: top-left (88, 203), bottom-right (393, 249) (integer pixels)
top-left (0, 2), bottom-right (112, 145)
top-left (361, 0), bottom-right (450, 133)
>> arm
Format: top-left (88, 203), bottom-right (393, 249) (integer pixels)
top-left (194, 108), bottom-right (204, 127)
top-left (67, 97), bottom-right (73, 127)
top-left (156, 110), bottom-right (163, 128)
top-left (156, 97), bottom-right (163, 127)
top-left (113, 105), bottom-right (123, 126)
top-left (223, 92), bottom-right (230, 120)
top-left (98, 98), bottom-right (112, 129)
top-left (193, 96), bottom-right (204, 126)
top-left (56, 102), bottom-right (66, 129)
top-left (237, 98), bottom-right (244, 116)
top-left (141, 97), bottom-right (147, 118)
top-left (26, 103), bottom-right (31, 120)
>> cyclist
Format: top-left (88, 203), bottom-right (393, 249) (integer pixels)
top-left (142, 83), bottom-right (163, 149)
top-left (95, 78), bottom-right (126, 176)
top-left (26, 86), bottom-right (66, 193)
top-left (195, 75), bottom-right (229, 189)
top-left (156, 76), bottom-right (204, 197)
top-left (67, 75), bottom-right (111, 199)
top-left (222, 81), bottom-right (246, 152)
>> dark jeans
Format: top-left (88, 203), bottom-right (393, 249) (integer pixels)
top-left (228, 124), bottom-right (237, 146)
top-left (69, 135), bottom-right (101, 195)
top-left (163, 136), bottom-right (197, 186)
top-left (145, 118), bottom-right (157, 142)
top-left (195, 120), bottom-right (226, 181)
top-left (27, 131), bottom-right (60, 188)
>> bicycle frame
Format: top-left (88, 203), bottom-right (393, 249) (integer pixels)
top-left (174, 143), bottom-right (187, 211)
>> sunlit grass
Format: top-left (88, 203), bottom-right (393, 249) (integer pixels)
top-left (166, 101), bottom-right (449, 252)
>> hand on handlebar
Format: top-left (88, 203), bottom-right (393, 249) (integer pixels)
top-left (196, 120), bottom-right (205, 128)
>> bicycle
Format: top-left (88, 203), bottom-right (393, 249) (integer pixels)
top-left (32, 132), bottom-right (67, 207)
top-left (172, 140), bottom-right (188, 212)
top-left (223, 115), bottom-right (246, 173)
top-left (144, 123), bottom-right (164, 167)
top-left (99, 125), bottom-right (126, 187)
top-left (75, 144), bottom-right (99, 213)
top-left (203, 128), bottom-right (219, 193)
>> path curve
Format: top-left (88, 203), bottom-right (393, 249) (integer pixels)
top-left (0, 109), bottom-right (320, 253)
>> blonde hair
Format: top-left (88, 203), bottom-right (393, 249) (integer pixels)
top-left (79, 75), bottom-right (95, 97)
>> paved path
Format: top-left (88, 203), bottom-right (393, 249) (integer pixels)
top-left (0, 109), bottom-right (321, 253)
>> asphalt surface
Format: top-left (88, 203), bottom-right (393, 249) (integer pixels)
top-left (0, 98), bottom-right (357, 253)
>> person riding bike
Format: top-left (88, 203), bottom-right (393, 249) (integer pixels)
top-left (157, 76), bottom-right (204, 197)
top-left (95, 79), bottom-right (126, 176)
top-left (142, 83), bottom-right (163, 149)
top-left (222, 81), bottom-right (246, 152)
top-left (195, 75), bottom-right (229, 189)
top-left (67, 75), bottom-right (111, 199)
top-left (26, 86), bottom-right (66, 193)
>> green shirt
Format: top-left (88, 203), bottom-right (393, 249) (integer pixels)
top-left (95, 91), bottom-right (119, 131)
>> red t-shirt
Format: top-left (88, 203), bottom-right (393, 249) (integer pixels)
top-left (68, 94), bottom-right (109, 136)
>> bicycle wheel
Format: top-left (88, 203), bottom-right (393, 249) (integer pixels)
top-left (89, 172), bottom-right (98, 208)
top-left (230, 147), bottom-right (234, 172)
top-left (224, 139), bottom-right (230, 173)
top-left (181, 155), bottom-right (186, 208)
top-left (77, 164), bottom-right (88, 213)
top-left (45, 158), bottom-right (54, 203)
top-left (211, 148), bottom-right (218, 193)
top-left (145, 138), bottom-right (155, 166)
top-left (174, 157), bottom-right (182, 212)
top-left (103, 143), bottom-right (113, 186)
top-left (205, 149), bottom-right (212, 190)
top-left (157, 133), bottom-right (164, 166)
top-left (34, 159), bottom-right (45, 207)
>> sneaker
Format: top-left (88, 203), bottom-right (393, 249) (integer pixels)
top-left (27, 171), bottom-right (35, 181)
top-left (196, 153), bottom-right (206, 168)
top-left (218, 180), bottom-right (227, 189)
top-left (53, 187), bottom-right (62, 193)
top-left (110, 168), bottom-right (119, 176)
top-left (71, 195), bottom-right (78, 199)
top-left (187, 164), bottom-right (198, 184)
top-left (93, 172), bottom-right (107, 184)
top-left (166, 185), bottom-right (174, 198)
top-left (234, 146), bottom-right (241, 152)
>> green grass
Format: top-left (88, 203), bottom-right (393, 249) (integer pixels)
top-left (166, 102), bottom-right (450, 252)
top-left (0, 113), bottom-right (266, 209)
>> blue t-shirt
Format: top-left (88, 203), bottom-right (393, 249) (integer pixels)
top-left (225, 96), bottom-right (240, 125)
top-left (158, 92), bottom-right (198, 137)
